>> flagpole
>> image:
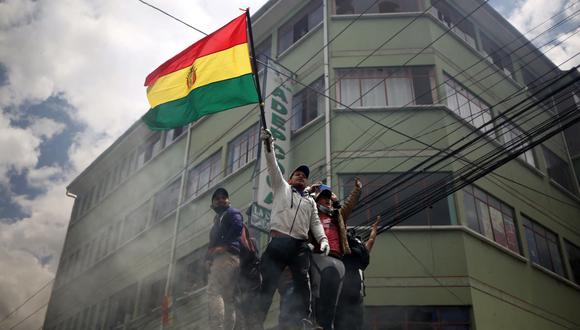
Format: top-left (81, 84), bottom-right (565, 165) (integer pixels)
top-left (245, 9), bottom-right (271, 152)
top-left (160, 124), bottom-right (192, 330)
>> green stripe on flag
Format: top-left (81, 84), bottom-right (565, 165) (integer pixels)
top-left (143, 73), bottom-right (258, 130)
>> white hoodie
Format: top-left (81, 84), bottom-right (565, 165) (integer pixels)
top-left (264, 140), bottom-right (327, 244)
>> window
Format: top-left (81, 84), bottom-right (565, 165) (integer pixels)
top-left (186, 151), bottom-right (222, 199)
top-left (121, 201), bottom-right (150, 243)
top-left (139, 269), bottom-right (166, 315)
top-left (364, 305), bottom-right (471, 329)
top-left (106, 284), bottom-right (137, 329)
top-left (278, 0), bottom-right (323, 54)
top-left (334, 0), bottom-right (421, 14)
top-left (565, 240), bottom-right (580, 285)
top-left (175, 245), bottom-right (208, 298)
top-left (108, 222), bottom-right (121, 253)
top-left (462, 185), bottom-right (520, 253)
top-left (255, 37), bottom-right (272, 76)
top-left (292, 77), bottom-right (324, 131)
top-left (153, 178), bottom-right (181, 223)
top-left (444, 74), bottom-right (494, 136)
top-left (522, 69), bottom-right (558, 113)
top-left (432, 0), bottom-right (477, 48)
top-left (480, 33), bottom-right (514, 78)
top-left (137, 132), bottom-right (162, 168)
top-left (523, 216), bottom-right (566, 276)
top-left (502, 121), bottom-right (537, 168)
top-left (337, 67), bottom-right (435, 108)
top-left (120, 154), bottom-right (131, 180)
top-left (543, 146), bottom-right (577, 193)
top-left (164, 126), bottom-right (186, 147)
top-left (340, 173), bottom-right (451, 226)
top-left (227, 124), bottom-right (259, 174)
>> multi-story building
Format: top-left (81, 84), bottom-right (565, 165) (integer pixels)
top-left (44, 0), bottom-right (580, 329)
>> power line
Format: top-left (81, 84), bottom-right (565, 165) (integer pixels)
top-left (40, 1), bottom-right (580, 328)
top-left (0, 279), bottom-right (53, 327)
top-left (369, 89), bottom-right (580, 237)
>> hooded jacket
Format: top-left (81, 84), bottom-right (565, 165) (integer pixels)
top-left (264, 140), bottom-right (327, 244)
top-left (313, 184), bottom-right (361, 256)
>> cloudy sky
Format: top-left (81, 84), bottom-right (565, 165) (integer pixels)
top-left (0, 0), bottom-right (578, 329)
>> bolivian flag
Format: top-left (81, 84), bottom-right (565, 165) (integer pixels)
top-left (143, 13), bottom-right (259, 130)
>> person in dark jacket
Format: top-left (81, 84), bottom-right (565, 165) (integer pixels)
top-left (206, 188), bottom-right (243, 330)
top-left (334, 216), bottom-right (379, 330)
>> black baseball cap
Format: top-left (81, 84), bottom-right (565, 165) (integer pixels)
top-left (315, 189), bottom-right (333, 201)
top-left (212, 187), bottom-right (229, 200)
top-left (289, 165), bottom-right (310, 179)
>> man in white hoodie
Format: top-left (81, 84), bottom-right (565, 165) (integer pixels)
top-left (257, 129), bottom-right (329, 329)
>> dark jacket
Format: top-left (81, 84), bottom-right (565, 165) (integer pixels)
top-left (208, 207), bottom-right (243, 255)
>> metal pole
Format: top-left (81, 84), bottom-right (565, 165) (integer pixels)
top-left (246, 10), bottom-right (267, 129)
top-left (246, 9), bottom-right (271, 153)
top-left (323, 0), bottom-right (332, 185)
top-left (160, 124), bottom-right (192, 329)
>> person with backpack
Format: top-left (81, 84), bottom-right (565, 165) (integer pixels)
top-left (334, 216), bottom-right (379, 330)
top-left (257, 129), bottom-right (329, 329)
top-left (206, 187), bottom-right (243, 330)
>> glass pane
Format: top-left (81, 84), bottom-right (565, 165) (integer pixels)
top-left (340, 79), bottom-right (360, 107)
top-left (463, 193), bottom-right (480, 231)
top-left (413, 74), bottom-right (434, 105)
top-left (386, 77), bottom-right (413, 106)
top-left (489, 206), bottom-right (507, 247)
top-left (446, 84), bottom-right (460, 114)
top-left (535, 234), bottom-right (552, 270)
top-left (565, 241), bottom-right (580, 284)
top-left (548, 241), bottom-right (565, 276)
top-left (361, 79), bottom-right (387, 107)
top-left (504, 217), bottom-right (519, 253)
top-left (476, 200), bottom-right (494, 239)
top-left (457, 93), bottom-right (470, 120)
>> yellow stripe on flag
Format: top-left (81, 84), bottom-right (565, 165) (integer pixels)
top-left (147, 43), bottom-right (253, 108)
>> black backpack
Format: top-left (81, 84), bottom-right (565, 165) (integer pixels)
top-left (238, 224), bottom-right (261, 290)
top-left (346, 233), bottom-right (370, 271)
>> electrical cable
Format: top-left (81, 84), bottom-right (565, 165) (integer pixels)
top-left (37, 1), bottom-right (580, 328)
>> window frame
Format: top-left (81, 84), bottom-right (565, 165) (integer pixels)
top-left (462, 185), bottom-right (520, 254)
top-left (443, 73), bottom-right (495, 137)
top-left (336, 67), bottom-right (436, 109)
top-left (277, 0), bottom-right (323, 55)
top-left (292, 77), bottom-right (325, 131)
top-left (339, 172), bottom-right (452, 227)
top-left (186, 150), bottom-right (223, 200)
top-left (523, 215), bottom-right (566, 277)
top-left (226, 124), bottom-right (260, 175)
top-left (501, 120), bottom-right (537, 169)
top-left (333, 0), bottom-right (423, 15)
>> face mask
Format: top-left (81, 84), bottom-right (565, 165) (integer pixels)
top-left (212, 205), bottom-right (228, 214)
top-left (317, 203), bottom-right (336, 217)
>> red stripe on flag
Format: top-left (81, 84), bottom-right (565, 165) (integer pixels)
top-left (145, 13), bottom-right (248, 87)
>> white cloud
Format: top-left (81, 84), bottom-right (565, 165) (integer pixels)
top-left (29, 117), bottom-right (65, 140)
top-left (0, 113), bottom-right (41, 185)
top-left (508, 0), bottom-right (580, 69)
top-left (0, 1), bottom-right (269, 328)
top-left (0, 181), bottom-right (70, 329)
top-left (26, 166), bottom-right (63, 189)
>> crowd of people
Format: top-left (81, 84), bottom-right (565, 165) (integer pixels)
top-left (204, 129), bottom-right (379, 330)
